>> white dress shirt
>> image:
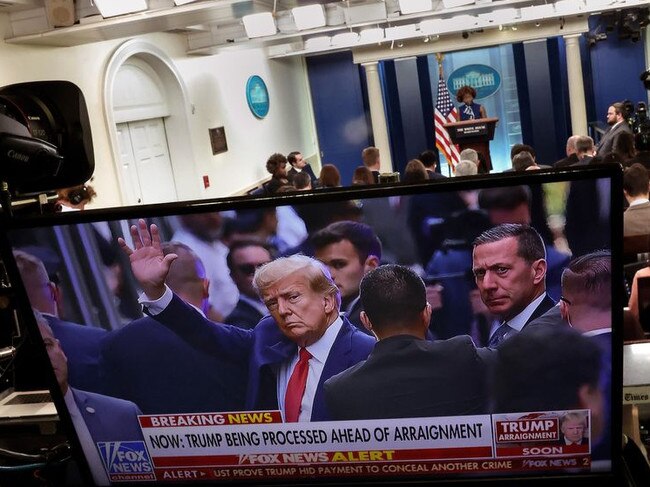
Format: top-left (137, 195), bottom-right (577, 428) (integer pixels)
top-left (276, 317), bottom-right (343, 422)
top-left (141, 288), bottom-right (343, 421)
top-left (171, 227), bottom-right (239, 317)
top-left (488, 292), bottom-right (547, 340)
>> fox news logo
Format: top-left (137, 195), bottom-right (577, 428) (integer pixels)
top-left (97, 441), bottom-right (156, 482)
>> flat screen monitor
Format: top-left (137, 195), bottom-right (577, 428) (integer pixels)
top-left (0, 166), bottom-right (622, 486)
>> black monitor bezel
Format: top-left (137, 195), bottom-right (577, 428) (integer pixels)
top-left (0, 165), bottom-right (624, 487)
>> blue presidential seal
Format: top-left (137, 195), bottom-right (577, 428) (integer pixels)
top-left (447, 64), bottom-right (501, 100)
top-left (246, 75), bottom-right (270, 119)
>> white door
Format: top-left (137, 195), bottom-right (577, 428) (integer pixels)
top-left (116, 118), bottom-right (178, 205)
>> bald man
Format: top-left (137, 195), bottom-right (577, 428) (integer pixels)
top-left (14, 249), bottom-right (107, 392)
top-left (101, 242), bottom-right (246, 414)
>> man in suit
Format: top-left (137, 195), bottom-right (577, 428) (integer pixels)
top-left (477, 186), bottom-right (570, 301)
top-left (172, 213), bottom-right (239, 321)
top-left (118, 219), bottom-right (375, 422)
top-left (559, 412), bottom-right (588, 446)
top-left (225, 240), bottom-right (273, 329)
top-left (559, 250), bottom-right (612, 460)
top-left (101, 242), bottom-right (246, 414)
top-left (361, 146), bottom-right (381, 183)
top-left (310, 221), bottom-right (381, 332)
top-left (596, 102), bottom-right (633, 156)
top-left (554, 135), bottom-right (581, 168)
top-left (493, 326), bottom-right (605, 455)
top-left (472, 223), bottom-right (555, 347)
top-left (286, 151), bottom-right (318, 186)
top-left (324, 265), bottom-right (488, 421)
top-left (36, 312), bottom-right (143, 486)
top-left (418, 149), bottom-right (446, 179)
top-left (556, 136), bottom-right (595, 167)
top-left (14, 250), bottom-right (107, 393)
top-left (623, 163), bottom-right (650, 236)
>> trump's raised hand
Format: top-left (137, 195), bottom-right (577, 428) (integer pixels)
top-left (118, 219), bottom-right (177, 300)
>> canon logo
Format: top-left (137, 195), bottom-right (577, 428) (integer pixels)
top-left (6, 150), bottom-right (29, 163)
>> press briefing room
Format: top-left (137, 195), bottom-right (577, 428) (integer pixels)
top-left (1, 1), bottom-right (650, 486)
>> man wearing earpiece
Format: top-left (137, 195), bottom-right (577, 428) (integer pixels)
top-left (119, 219), bottom-right (375, 422)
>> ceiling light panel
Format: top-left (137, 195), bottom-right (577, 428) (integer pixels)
top-left (343, 2), bottom-right (388, 25)
top-left (242, 12), bottom-right (277, 38)
top-left (398, 0), bottom-right (433, 15)
top-left (93, 0), bottom-right (147, 18)
top-left (292, 4), bottom-right (326, 30)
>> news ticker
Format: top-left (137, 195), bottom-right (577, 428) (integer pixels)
top-left (98, 410), bottom-right (594, 483)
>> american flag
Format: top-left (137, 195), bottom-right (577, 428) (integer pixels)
top-left (434, 70), bottom-right (460, 171)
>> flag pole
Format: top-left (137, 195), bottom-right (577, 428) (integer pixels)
top-left (436, 53), bottom-right (453, 177)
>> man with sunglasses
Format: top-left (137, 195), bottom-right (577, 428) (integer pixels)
top-left (225, 240), bottom-right (273, 329)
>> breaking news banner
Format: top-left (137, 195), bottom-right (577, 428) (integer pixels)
top-left (114, 410), bottom-right (592, 482)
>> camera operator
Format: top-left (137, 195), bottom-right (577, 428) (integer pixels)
top-left (57, 183), bottom-right (96, 211)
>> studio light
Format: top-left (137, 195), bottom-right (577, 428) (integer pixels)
top-left (292, 4), bottom-right (326, 30)
top-left (242, 12), bottom-right (277, 38)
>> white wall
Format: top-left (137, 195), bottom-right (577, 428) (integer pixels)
top-left (0, 15), bottom-right (318, 208)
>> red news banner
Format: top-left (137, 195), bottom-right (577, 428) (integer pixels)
top-left (136, 410), bottom-right (591, 482)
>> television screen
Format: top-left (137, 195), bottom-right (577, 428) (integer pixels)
top-left (0, 166), bottom-right (622, 486)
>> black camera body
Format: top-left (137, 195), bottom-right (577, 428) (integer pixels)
top-left (0, 80), bottom-right (94, 197)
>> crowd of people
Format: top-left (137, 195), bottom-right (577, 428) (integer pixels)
top-left (10, 98), bottom-right (643, 484)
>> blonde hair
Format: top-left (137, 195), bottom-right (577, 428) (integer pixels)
top-left (253, 255), bottom-right (341, 309)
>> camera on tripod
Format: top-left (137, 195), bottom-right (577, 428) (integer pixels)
top-left (0, 80), bottom-right (94, 215)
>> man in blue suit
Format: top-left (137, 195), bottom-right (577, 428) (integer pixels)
top-left (36, 312), bottom-right (143, 486)
top-left (101, 242), bottom-right (246, 414)
top-left (119, 219), bottom-right (376, 422)
top-left (14, 250), bottom-right (107, 393)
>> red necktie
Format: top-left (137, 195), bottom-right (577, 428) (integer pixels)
top-left (284, 348), bottom-right (312, 422)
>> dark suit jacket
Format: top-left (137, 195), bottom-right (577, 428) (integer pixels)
top-left (287, 164), bottom-right (318, 185)
top-left (590, 331), bottom-right (612, 461)
top-left (324, 334), bottom-right (488, 420)
top-left (225, 299), bottom-right (265, 330)
top-left (520, 294), bottom-right (557, 331)
top-left (72, 388), bottom-right (144, 443)
top-left (596, 121), bottom-right (632, 155)
top-left (45, 315), bottom-right (107, 394)
top-left (624, 201), bottom-right (650, 236)
top-left (100, 315), bottom-right (246, 414)
top-left (427, 170), bottom-right (447, 180)
top-left (152, 294), bottom-right (376, 421)
top-left (565, 179), bottom-right (611, 257)
top-left (554, 153), bottom-right (579, 168)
